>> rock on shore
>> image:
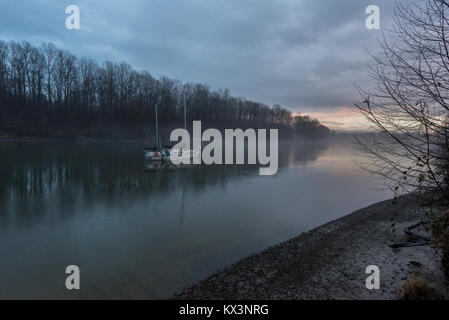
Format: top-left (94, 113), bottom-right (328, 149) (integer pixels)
top-left (176, 195), bottom-right (449, 299)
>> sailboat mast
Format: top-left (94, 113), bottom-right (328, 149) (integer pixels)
top-left (183, 94), bottom-right (187, 130)
top-left (155, 97), bottom-right (160, 150)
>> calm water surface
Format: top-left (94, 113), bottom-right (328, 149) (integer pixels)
top-left (0, 139), bottom-right (390, 299)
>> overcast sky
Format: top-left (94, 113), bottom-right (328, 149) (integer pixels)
top-left (0, 0), bottom-right (397, 131)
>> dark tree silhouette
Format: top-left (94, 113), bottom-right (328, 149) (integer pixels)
top-left (0, 40), bottom-right (330, 139)
top-left (356, 0), bottom-right (449, 202)
top-left (355, 0), bottom-right (449, 266)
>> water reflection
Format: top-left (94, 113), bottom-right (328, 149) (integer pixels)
top-left (0, 139), bottom-right (390, 299)
top-left (0, 140), bottom-right (330, 223)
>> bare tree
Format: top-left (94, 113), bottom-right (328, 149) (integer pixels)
top-left (0, 41), bottom-right (9, 94)
top-left (0, 40), bottom-right (329, 138)
top-left (356, 0), bottom-right (449, 202)
top-left (41, 43), bottom-right (57, 105)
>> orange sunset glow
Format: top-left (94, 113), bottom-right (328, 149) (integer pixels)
top-left (295, 107), bottom-right (373, 132)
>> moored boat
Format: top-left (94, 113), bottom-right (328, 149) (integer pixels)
top-left (143, 145), bottom-right (173, 161)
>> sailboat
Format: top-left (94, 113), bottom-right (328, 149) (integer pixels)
top-left (143, 97), bottom-right (172, 161)
top-left (143, 95), bottom-right (197, 162)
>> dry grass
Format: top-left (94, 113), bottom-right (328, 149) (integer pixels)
top-left (398, 274), bottom-right (444, 300)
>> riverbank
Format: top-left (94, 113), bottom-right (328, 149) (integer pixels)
top-left (176, 195), bottom-right (449, 299)
top-left (0, 137), bottom-right (145, 142)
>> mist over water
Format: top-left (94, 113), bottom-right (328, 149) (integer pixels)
top-left (0, 138), bottom-right (391, 299)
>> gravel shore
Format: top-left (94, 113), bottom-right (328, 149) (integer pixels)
top-left (176, 195), bottom-right (449, 299)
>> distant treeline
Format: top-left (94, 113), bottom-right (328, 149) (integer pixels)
top-left (0, 40), bottom-right (331, 139)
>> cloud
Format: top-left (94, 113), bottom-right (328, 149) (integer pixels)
top-left (301, 106), bottom-right (374, 132)
top-left (0, 0), bottom-right (397, 114)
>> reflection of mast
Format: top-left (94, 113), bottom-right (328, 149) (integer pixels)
top-left (179, 168), bottom-right (186, 228)
top-left (155, 97), bottom-right (161, 150)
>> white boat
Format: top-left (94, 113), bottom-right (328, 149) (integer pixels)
top-left (143, 94), bottom-right (195, 163)
top-left (143, 146), bottom-right (169, 161)
top-left (143, 97), bottom-right (171, 161)
top-left (169, 148), bottom-right (199, 162)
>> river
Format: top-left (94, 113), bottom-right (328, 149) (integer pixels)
top-left (0, 138), bottom-right (391, 299)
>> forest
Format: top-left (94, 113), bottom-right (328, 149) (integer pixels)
top-left (0, 40), bottom-right (331, 140)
